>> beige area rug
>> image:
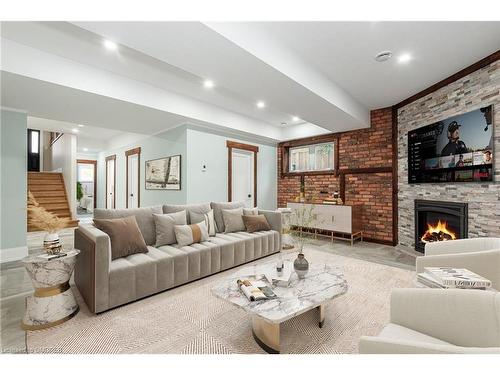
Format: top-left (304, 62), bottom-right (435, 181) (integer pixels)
top-left (27, 248), bottom-right (415, 354)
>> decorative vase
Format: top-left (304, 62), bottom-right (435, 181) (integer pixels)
top-left (294, 253), bottom-right (309, 279)
top-left (43, 232), bottom-right (62, 255)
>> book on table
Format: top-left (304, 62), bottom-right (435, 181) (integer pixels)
top-left (420, 267), bottom-right (492, 289)
top-left (237, 278), bottom-right (277, 301)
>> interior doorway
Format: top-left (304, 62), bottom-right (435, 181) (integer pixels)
top-left (105, 155), bottom-right (116, 209)
top-left (227, 141), bottom-right (258, 208)
top-left (76, 159), bottom-right (97, 219)
top-left (126, 147), bottom-right (141, 208)
top-left (27, 128), bottom-right (40, 172)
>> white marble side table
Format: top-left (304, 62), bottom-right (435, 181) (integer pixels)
top-left (21, 249), bottom-right (80, 331)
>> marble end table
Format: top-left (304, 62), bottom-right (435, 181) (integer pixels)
top-left (212, 260), bottom-right (348, 353)
top-left (21, 249), bottom-right (80, 331)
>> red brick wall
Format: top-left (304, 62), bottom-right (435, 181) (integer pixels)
top-left (277, 108), bottom-right (394, 244)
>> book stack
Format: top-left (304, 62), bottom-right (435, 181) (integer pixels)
top-left (418, 267), bottom-right (492, 290)
top-left (237, 278), bottom-right (277, 301)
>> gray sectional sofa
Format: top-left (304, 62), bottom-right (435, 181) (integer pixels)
top-left (74, 203), bottom-right (281, 313)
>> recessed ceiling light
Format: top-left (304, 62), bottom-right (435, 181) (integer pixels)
top-left (292, 116), bottom-right (300, 122)
top-left (103, 39), bottom-right (118, 51)
top-left (83, 148), bottom-right (89, 152)
top-left (256, 101), bottom-right (266, 109)
top-left (77, 124), bottom-right (84, 127)
top-left (374, 50), bottom-right (392, 62)
top-left (203, 79), bottom-right (215, 89)
top-left (72, 128), bottom-right (79, 133)
top-left (398, 53), bottom-right (412, 63)
top-left (281, 122), bottom-right (287, 126)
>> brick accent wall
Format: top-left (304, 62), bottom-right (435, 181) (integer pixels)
top-left (277, 108), bottom-right (394, 244)
top-left (398, 60), bottom-right (500, 247)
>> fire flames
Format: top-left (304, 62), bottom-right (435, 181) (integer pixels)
top-left (420, 220), bottom-right (457, 243)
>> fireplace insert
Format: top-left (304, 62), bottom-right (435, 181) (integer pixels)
top-left (414, 200), bottom-right (468, 253)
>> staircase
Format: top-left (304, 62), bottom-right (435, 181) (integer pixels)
top-left (27, 172), bottom-right (79, 232)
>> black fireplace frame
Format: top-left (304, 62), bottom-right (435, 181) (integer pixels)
top-left (414, 199), bottom-right (468, 253)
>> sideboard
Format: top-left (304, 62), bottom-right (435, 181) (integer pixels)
top-left (287, 202), bottom-right (363, 245)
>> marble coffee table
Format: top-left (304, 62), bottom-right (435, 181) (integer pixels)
top-left (212, 260), bottom-right (348, 353)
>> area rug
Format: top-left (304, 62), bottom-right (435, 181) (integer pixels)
top-left (27, 248), bottom-right (415, 354)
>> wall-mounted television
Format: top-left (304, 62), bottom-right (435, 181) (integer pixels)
top-left (408, 105), bottom-right (493, 184)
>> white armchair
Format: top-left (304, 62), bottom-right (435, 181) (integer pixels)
top-left (359, 288), bottom-right (500, 354)
top-left (416, 238), bottom-right (500, 290)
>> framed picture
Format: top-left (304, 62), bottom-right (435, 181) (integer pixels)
top-left (145, 155), bottom-right (181, 190)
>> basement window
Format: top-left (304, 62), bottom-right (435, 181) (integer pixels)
top-left (289, 142), bottom-right (334, 172)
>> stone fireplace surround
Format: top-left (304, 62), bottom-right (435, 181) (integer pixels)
top-left (397, 59), bottom-right (500, 248)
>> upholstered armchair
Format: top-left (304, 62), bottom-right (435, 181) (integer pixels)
top-left (359, 288), bottom-right (500, 354)
top-left (416, 238), bottom-right (500, 290)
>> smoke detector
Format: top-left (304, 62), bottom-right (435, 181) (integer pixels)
top-left (374, 51), bottom-right (393, 62)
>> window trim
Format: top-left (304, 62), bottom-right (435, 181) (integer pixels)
top-left (280, 135), bottom-right (339, 177)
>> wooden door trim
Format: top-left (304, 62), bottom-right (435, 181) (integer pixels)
top-left (105, 154), bottom-right (116, 209)
top-left (77, 159), bottom-right (97, 209)
top-left (125, 147), bottom-right (141, 208)
top-left (226, 141), bottom-right (258, 207)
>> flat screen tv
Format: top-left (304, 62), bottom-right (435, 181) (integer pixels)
top-left (408, 105), bottom-right (493, 184)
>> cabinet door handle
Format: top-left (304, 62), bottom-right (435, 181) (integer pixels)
top-left (331, 215), bottom-right (335, 222)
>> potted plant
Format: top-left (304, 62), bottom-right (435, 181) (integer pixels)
top-left (27, 191), bottom-right (69, 254)
top-left (289, 202), bottom-right (319, 278)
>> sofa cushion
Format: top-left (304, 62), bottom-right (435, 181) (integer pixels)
top-left (222, 207), bottom-right (246, 233)
top-left (211, 201), bottom-right (246, 233)
top-left (243, 207), bottom-right (259, 215)
top-left (94, 206), bottom-right (162, 246)
top-left (93, 216), bottom-right (148, 260)
top-left (163, 203), bottom-right (211, 224)
top-left (379, 323), bottom-right (453, 346)
top-left (153, 211), bottom-right (187, 247)
top-left (242, 214), bottom-right (271, 233)
top-left (174, 222), bottom-right (209, 246)
top-left (190, 209), bottom-right (216, 236)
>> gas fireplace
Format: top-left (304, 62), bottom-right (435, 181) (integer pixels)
top-left (414, 200), bottom-right (468, 253)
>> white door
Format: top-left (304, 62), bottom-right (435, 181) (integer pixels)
top-left (106, 158), bottom-right (115, 209)
top-left (127, 154), bottom-right (139, 208)
top-left (232, 149), bottom-right (254, 208)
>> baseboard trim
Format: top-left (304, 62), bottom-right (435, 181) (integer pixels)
top-left (0, 246), bottom-right (28, 263)
top-left (362, 237), bottom-right (394, 246)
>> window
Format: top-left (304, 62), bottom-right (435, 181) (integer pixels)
top-left (289, 142), bottom-right (334, 172)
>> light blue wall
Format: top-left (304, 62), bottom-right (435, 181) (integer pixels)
top-left (186, 128), bottom-right (277, 210)
top-left (0, 109), bottom-right (27, 251)
top-left (96, 125), bottom-right (277, 210)
top-left (97, 126), bottom-right (187, 209)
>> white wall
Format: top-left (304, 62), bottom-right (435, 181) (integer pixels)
top-left (186, 128), bottom-right (277, 210)
top-left (50, 133), bottom-right (77, 218)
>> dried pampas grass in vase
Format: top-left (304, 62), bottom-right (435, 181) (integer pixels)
top-left (27, 191), bottom-right (69, 254)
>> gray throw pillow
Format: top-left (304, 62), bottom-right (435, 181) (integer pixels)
top-left (243, 207), bottom-right (259, 216)
top-left (222, 207), bottom-right (246, 233)
top-left (153, 210), bottom-right (187, 247)
top-left (211, 201), bottom-right (246, 233)
top-left (174, 222), bottom-right (209, 247)
top-left (162, 203), bottom-right (211, 224)
top-left (189, 209), bottom-right (216, 236)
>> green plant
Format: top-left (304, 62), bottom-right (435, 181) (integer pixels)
top-left (76, 181), bottom-right (84, 201)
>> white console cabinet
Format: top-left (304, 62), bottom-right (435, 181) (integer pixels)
top-left (287, 202), bottom-right (363, 245)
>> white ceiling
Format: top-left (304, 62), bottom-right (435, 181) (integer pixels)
top-left (1, 21), bottom-right (499, 142)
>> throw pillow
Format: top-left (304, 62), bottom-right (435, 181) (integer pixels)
top-left (242, 214), bottom-right (271, 233)
top-left (189, 209), bottom-right (216, 236)
top-left (153, 210), bottom-right (187, 247)
top-left (93, 216), bottom-right (148, 260)
top-left (243, 207), bottom-right (259, 216)
top-left (162, 203), bottom-right (211, 224)
top-left (174, 222), bottom-right (209, 247)
top-left (211, 201), bottom-right (246, 232)
top-left (222, 207), bottom-right (246, 233)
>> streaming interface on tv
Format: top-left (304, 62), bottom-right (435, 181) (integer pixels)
top-left (408, 105), bottom-right (493, 183)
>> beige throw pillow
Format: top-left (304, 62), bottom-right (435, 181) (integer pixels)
top-left (222, 207), bottom-right (246, 233)
top-left (243, 207), bottom-right (259, 215)
top-left (189, 209), bottom-right (216, 236)
top-left (153, 210), bottom-right (187, 247)
top-left (93, 216), bottom-right (148, 260)
top-left (174, 221), bottom-right (209, 247)
top-left (242, 214), bottom-right (271, 233)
